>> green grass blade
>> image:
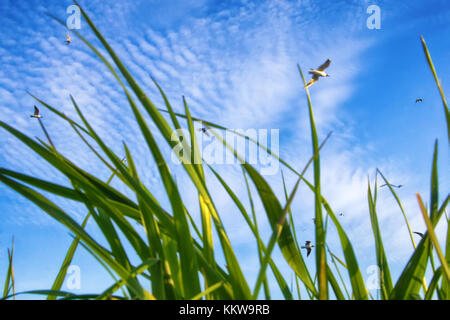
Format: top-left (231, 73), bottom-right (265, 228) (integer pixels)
top-left (377, 169), bottom-right (417, 249)
top-left (390, 142), bottom-right (445, 299)
top-left (246, 160), bottom-right (316, 298)
top-left (326, 265), bottom-right (345, 300)
top-left (208, 165), bottom-right (293, 299)
top-left (327, 246), bottom-right (351, 299)
top-left (429, 140), bottom-right (439, 221)
top-left (160, 104), bottom-right (371, 298)
top-left (367, 178), bottom-right (393, 299)
top-left (2, 237), bottom-right (14, 299)
top-left (417, 194), bottom-right (450, 281)
top-left (71, 4), bottom-right (250, 298)
top-left (183, 96), bottom-right (205, 180)
top-left (70, 94), bottom-right (201, 297)
top-left (425, 266), bottom-right (443, 300)
top-left (123, 143), bottom-right (172, 299)
top-left (96, 259), bottom-right (159, 300)
top-left (320, 198), bottom-right (369, 300)
top-left (443, 215), bottom-right (450, 299)
top-left (0, 168), bottom-right (84, 202)
top-left (244, 169), bottom-right (271, 300)
top-left (48, 169), bottom-right (119, 300)
top-left (281, 170), bottom-right (302, 259)
top-left (181, 97), bottom-right (214, 278)
top-left (73, 235), bottom-right (130, 299)
top-left (191, 281), bottom-right (223, 300)
top-left (0, 173), bottom-right (149, 299)
top-left (420, 36), bottom-right (450, 143)
top-left (297, 64), bottom-right (327, 299)
top-left (3, 289), bottom-right (78, 300)
top-left (47, 213), bottom-right (90, 300)
top-left (249, 132), bottom-right (332, 299)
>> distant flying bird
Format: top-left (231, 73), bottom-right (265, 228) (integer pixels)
top-left (197, 121), bottom-right (210, 137)
top-left (301, 241), bottom-right (314, 257)
top-left (65, 34), bottom-right (71, 45)
top-left (198, 127), bottom-right (210, 137)
top-left (305, 59), bottom-right (331, 88)
top-left (413, 231), bottom-right (424, 239)
top-left (380, 184), bottom-right (403, 188)
top-left (30, 106), bottom-right (42, 118)
top-left (339, 213), bottom-right (344, 216)
top-left (415, 98), bottom-right (423, 103)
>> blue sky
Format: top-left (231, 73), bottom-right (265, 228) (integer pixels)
top-left (0, 0), bottom-right (449, 299)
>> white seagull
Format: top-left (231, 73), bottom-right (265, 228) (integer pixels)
top-left (301, 241), bottom-right (314, 257)
top-left (305, 59), bottom-right (331, 88)
top-left (30, 106), bottom-right (42, 118)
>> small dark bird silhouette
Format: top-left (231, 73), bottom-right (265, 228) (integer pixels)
top-left (30, 106), bottom-right (42, 118)
top-left (198, 127), bottom-right (210, 137)
top-left (415, 98), bottom-right (423, 103)
top-left (305, 59), bottom-right (331, 88)
top-left (301, 241), bottom-right (314, 257)
top-left (197, 121), bottom-right (210, 137)
top-left (339, 213), bottom-right (344, 216)
top-left (380, 184), bottom-right (403, 188)
top-left (413, 231), bottom-right (424, 239)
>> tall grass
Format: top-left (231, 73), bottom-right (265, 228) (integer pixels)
top-left (1, 3), bottom-right (449, 300)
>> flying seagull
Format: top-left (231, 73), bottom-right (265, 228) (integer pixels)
top-left (413, 231), bottom-right (424, 239)
top-left (380, 184), bottom-right (403, 188)
top-left (30, 106), bottom-right (42, 118)
top-left (305, 58), bottom-right (331, 88)
top-left (415, 98), bottom-right (423, 103)
top-left (198, 127), bottom-right (210, 137)
top-left (65, 34), bottom-right (71, 45)
top-left (301, 241), bottom-right (314, 257)
top-left (197, 121), bottom-right (210, 137)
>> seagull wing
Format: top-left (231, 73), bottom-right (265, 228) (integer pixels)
top-left (317, 59), bottom-right (331, 71)
top-left (306, 247), bottom-right (311, 257)
top-left (34, 106), bottom-right (39, 116)
top-left (305, 75), bottom-right (319, 88)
